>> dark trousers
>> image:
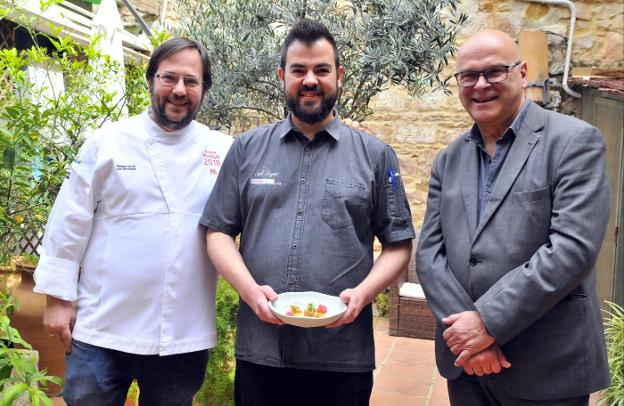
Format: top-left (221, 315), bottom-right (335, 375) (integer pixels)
top-left (63, 340), bottom-right (208, 406)
top-left (235, 359), bottom-right (373, 406)
top-left (448, 373), bottom-right (590, 406)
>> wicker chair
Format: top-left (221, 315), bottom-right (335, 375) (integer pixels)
top-left (389, 233), bottom-right (436, 339)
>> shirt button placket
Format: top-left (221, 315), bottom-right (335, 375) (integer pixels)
top-left (148, 138), bottom-right (179, 352)
top-left (286, 144), bottom-right (313, 291)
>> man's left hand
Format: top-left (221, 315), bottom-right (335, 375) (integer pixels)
top-left (325, 288), bottom-right (368, 328)
top-left (442, 311), bottom-right (495, 366)
top-left (462, 344), bottom-right (511, 376)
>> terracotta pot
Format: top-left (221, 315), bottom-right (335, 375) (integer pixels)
top-left (9, 270), bottom-right (66, 397)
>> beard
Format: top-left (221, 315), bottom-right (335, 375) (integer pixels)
top-left (286, 84), bottom-right (337, 124)
top-left (150, 93), bottom-right (198, 131)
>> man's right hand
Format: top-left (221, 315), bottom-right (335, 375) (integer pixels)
top-left (242, 284), bottom-right (283, 325)
top-left (462, 344), bottom-right (511, 376)
top-left (43, 295), bottom-right (75, 353)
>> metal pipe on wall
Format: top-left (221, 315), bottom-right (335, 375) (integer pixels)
top-left (521, 0), bottom-right (582, 98)
top-left (119, 0), bottom-right (154, 39)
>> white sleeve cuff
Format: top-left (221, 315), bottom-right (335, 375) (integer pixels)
top-left (33, 256), bottom-right (80, 301)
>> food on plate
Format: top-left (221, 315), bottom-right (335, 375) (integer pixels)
top-left (285, 303), bottom-right (328, 318)
top-left (304, 303), bottom-right (316, 317)
top-left (286, 305), bottom-right (303, 316)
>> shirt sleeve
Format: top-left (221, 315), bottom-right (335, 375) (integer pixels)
top-left (372, 144), bottom-right (415, 244)
top-left (199, 137), bottom-right (242, 236)
top-left (33, 136), bottom-right (100, 301)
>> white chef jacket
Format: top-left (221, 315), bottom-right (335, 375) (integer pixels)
top-left (34, 112), bottom-right (233, 355)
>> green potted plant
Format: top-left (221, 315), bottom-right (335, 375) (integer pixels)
top-left (0, 16), bottom-right (151, 269)
top-left (600, 301), bottom-right (624, 406)
top-left (0, 290), bottom-right (62, 405)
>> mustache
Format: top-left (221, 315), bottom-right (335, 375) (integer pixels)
top-left (169, 94), bottom-right (187, 101)
top-left (298, 85), bottom-right (322, 94)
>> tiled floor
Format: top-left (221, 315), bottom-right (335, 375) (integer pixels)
top-left (372, 318), bottom-right (601, 406)
top-left (372, 318), bottom-right (449, 406)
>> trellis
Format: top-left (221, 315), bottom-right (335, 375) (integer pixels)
top-left (18, 232), bottom-right (43, 256)
top-left (0, 19), bottom-right (16, 50)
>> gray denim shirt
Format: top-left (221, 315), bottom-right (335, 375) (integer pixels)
top-left (200, 115), bottom-right (414, 372)
top-left (467, 97), bottom-right (531, 222)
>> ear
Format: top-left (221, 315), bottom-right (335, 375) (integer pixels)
top-left (147, 79), bottom-right (153, 93)
top-left (337, 66), bottom-right (344, 87)
top-left (278, 66), bottom-right (285, 85)
top-left (519, 61), bottom-right (528, 88)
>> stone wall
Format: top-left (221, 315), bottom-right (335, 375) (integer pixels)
top-left (365, 0), bottom-right (624, 229)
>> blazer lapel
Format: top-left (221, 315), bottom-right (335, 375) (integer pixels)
top-left (473, 102), bottom-right (545, 241)
top-left (460, 136), bottom-right (480, 239)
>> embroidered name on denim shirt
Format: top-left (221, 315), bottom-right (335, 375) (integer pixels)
top-left (251, 169), bottom-right (282, 185)
top-left (116, 164), bottom-right (136, 171)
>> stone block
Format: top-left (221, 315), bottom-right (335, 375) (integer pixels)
top-left (602, 32), bottom-right (624, 68)
top-left (493, 17), bottom-right (519, 38)
top-left (480, 0), bottom-right (495, 13)
top-left (576, 35), bottom-right (595, 50)
top-left (371, 89), bottom-right (408, 111)
top-left (525, 3), bottom-right (549, 20)
top-left (412, 89), bottom-right (455, 111)
top-left (363, 123), bottom-right (394, 142)
top-left (396, 124), bottom-right (437, 144)
top-left (575, 3), bottom-right (592, 21)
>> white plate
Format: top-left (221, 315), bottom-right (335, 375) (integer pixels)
top-left (268, 291), bottom-right (347, 328)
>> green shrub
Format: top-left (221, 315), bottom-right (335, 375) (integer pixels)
top-left (374, 289), bottom-right (390, 317)
top-left (0, 17), bottom-right (150, 265)
top-left (600, 301), bottom-right (624, 406)
top-left (194, 278), bottom-right (239, 406)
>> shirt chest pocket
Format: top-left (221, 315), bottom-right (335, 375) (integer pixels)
top-left (321, 178), bottom-right (368, 229)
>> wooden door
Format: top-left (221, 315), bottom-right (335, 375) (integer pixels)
top-left (583, 89), bottom-right (624, 308)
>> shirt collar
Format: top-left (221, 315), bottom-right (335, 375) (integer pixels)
top-left (278, 113), bottom-right (343, 142)
top-left (466, 97), bottom-right (530, 146)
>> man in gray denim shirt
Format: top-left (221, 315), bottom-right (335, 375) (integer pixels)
top-left (200, 19), bottom-right (414, 406)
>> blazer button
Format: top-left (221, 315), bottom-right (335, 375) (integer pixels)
top-left (469, 257), bottom-right (478, 266)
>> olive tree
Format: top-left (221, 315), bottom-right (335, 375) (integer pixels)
top-left (175, 0), bottom-right (467, 130)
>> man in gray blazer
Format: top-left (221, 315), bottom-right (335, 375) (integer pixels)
top-left (416, 30), bottom-right (611, 405)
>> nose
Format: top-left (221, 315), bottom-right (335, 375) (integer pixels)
top-left (473, 74), bottom-right (490, 89)
top-left (302, 70), bottom-right (319, 87)
top-left (172, 77), bottom-right (187, 95)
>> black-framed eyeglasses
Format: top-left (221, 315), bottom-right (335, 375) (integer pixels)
top-left (156, 72), bottom-right (203, 90)
top-left (454, 61), bottom-right (522, 88)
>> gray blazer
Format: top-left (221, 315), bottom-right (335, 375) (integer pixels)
top-left (416, 101), bottom-right (610, 400)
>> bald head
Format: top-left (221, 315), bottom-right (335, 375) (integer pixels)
top-left (457, 30), bottom-right (521, 71)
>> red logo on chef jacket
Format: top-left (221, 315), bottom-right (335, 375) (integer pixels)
top-left (202, 150), bottom-right (221, 174)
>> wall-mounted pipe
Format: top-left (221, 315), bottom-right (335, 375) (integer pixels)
top-left (119, 0), bottom-right (154, 39)
top-left (521, 0), bottom-right (581, 98)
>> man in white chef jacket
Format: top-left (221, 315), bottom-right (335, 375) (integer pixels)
top-left (33, 37), bottom-right (233, 405)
